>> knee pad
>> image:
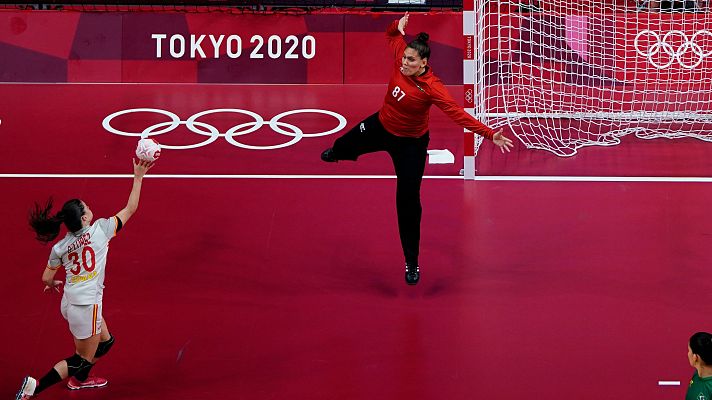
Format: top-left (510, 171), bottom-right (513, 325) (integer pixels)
top-left (95, 335), bottom-right (115, 358)
top-left (65, 354), bottom-right (92, 377)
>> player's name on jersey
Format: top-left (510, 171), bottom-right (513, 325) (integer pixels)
top-left (67, 233), bottom-right (91, 254)
top-left (151, 34), bottom-right (316, 60)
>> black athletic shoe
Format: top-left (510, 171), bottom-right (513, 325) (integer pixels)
top-left (321, 148), bottom-right (337, 162)
top-left (405, 263), bottom-right (420, 285)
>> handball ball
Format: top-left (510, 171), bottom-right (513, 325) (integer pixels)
top-left (135, 138), bottom-right (161, 162)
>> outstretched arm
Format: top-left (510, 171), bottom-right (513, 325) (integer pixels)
top-left (431, 82), bottom-right (514, 153)
top-left (115, 159), bottom-right (153, 226)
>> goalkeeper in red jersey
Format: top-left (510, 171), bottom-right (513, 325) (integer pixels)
top-left (321, 12), bottom-right (513, 285)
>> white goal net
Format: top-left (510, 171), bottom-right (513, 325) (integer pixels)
top-left (463, 0), bottom-right (712, 177)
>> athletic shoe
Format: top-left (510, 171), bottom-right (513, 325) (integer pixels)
top-left (67, 376), bottom-right (108, 390)
top-left (15, 376), bottom-right (36, 400)
top-left (321, 148), bottom-right (338, 162)
top-left (405, 263), bottom-right (420, 285)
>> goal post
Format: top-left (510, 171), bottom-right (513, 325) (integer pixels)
top-left (463, 0), bottom-right (712, 179)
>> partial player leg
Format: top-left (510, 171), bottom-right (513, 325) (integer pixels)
top-left (388, 132), bottom-right (429, 285)
top-left (322, 112), bottom-right (388, 162)
top-left (25, 352), bottom-right (95, 397)
top-left (76, 319), bottom-right (114, 379)
top-left (67, 334), bottom-right (107, 390)
top-left (65, 303), bottom-right (108, 390)
top-left (15, 376), bottom-right (37, 400)
top-left (18, 304), bottom-right (117, 398)
top-left (94, 319), bottom-right (115, 359)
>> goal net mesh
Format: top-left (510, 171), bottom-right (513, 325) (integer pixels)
top-left (466, 0), bottom-right (712, 157)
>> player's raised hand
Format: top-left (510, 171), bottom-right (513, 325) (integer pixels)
top-left (43, 280), bottom-right (63, 293)
top-left (133, 158), bottom-right (154, 177)
top-left (492, 129), bottom-right (514, 153)
top-left (398, 12), bottom-right (409, 35)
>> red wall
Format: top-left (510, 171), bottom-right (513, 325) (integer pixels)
top-left (0, 10), bottom-right (463, 84)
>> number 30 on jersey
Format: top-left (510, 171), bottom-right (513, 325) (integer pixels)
top-left (68, 246), bottom-right (96, 275)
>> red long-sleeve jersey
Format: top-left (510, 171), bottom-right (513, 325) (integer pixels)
top-left (378, 20), bottom-right (494, 140)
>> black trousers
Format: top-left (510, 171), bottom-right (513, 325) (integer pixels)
top-left (331, 112), bottom-right (429, 266)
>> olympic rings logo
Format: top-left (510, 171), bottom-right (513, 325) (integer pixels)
top-left (465, 88), bottom-right (474, 104)
top-left (634, 29), bottom-right (712, 69)
top-left (102, 108), bottom-right (347, 150)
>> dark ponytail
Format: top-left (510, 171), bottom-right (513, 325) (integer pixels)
top-left (29, 198), bottom-right (85, 244)
top-left (407, 32), bottom-right (431, 60)
top-left (690, 332), bottom-right (712, 365)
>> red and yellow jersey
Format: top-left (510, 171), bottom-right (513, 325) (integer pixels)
top-left (378, 20), bottom-right (494, 140)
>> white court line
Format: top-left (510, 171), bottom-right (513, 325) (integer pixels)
top-left (474, 176), bottom-right (712, 183)
top-left (1, 174), bottom-right (712, 182)
top-left (0, 174), bottom-right (461, 179)
top-left (658, 381), bottom-right (681, 386)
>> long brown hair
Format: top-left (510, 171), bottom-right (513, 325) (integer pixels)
top-left (28, 198), bottom-right (85, 244)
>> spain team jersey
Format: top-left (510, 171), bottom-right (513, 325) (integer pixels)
top-left (47, 217), bottom-right (119, 305)
top-left (687, 371), bottom-right (712, 400)
top-left (378, 20), bottom-right (495, 140)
